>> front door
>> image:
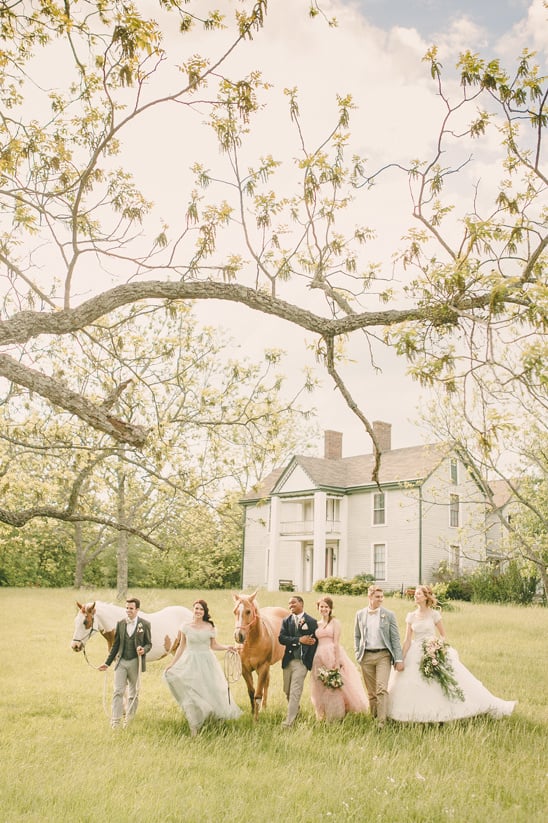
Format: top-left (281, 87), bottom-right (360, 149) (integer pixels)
top-left (303, 543), bottom-right (313, 591)
top-left (324, 543), bottom-right (339, 577)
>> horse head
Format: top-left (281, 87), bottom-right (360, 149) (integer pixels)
top-left (71, 601), bottom-right (97, 651)
top-left (233, 591), bottom-right (259, 644)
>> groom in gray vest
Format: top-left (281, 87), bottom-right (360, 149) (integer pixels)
top-left (99, 597), bottom-right (152, 728)
top-left (354, 585), bottom-right (403, 728)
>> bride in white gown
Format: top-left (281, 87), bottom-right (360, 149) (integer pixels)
top-left (388, 585), bottom-right (516, 723)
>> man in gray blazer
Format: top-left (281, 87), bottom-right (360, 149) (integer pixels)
top-left (99, 597), bottom-right (152, 728)
top-left (354, 585), bottom-right (404, 727)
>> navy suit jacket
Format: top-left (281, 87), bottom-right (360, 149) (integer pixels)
top-left (278, 611), bottom-right (318, 671)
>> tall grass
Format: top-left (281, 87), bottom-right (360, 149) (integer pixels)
top-left (1, 588), bottom-right (546, 822)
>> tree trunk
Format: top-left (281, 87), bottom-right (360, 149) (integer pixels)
top-left (116, 464), bottom-right (129, 600)
top-left (73, 522), bottom-right (85, 589)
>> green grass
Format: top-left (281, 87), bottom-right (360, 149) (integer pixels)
top-left (1, 588), bottom-right (546, 822)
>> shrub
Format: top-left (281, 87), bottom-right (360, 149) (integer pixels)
top-left (313, 573), bottom-right (374, 596)
top-left (445, 578), bottom-right (473, 601)
top-left (470, 561), bottom-right (539, 605)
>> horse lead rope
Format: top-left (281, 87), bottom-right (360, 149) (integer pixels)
top-left (224, 648), bottom-right (242, 704)
top-left (79, 633), bottom-right (143, 720)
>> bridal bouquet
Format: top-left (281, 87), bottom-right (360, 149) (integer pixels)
top-left (317, 667), bottom-right (344, 689)
top-left (419, 638), bottom-right (464, 701)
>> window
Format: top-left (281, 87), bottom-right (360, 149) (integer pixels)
top-left (450, 458), bottom-right (458, 484)
top-left (373, 543), bottom-right (386, 580)
top-left (449, 544), bottom-right (461, 574)
top-left (303, 500), bottom-right (314, 522)
top-left (326, 498), bottom-right (340, 523)
top-left (373, 492), bottom-right (385, 525)
top-left (450, 494), bottom-right (459, 527)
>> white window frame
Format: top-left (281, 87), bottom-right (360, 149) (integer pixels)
top-left (326, 497), bottom-right (340, 523)
top-left (373, 542), bottom-right (387, 580)
top-left (449, 544), bottom-right (461, 575)
top-left (450, 458), bottom-right (458, 484)
top-left (450, 494), bottom-right (460, 528)
top-left (373, 491), bottom-right (386, 525)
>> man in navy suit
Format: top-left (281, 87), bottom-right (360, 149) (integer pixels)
top-left (278, 595), bottom-right (318, 727)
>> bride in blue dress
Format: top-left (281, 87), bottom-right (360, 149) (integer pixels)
top-left (164, 599), bottom-right (242, 736)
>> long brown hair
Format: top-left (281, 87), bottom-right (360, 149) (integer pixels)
top-left (193, 599), bottom-right (215, 626)
top-left (316, 596), bottom-right (334, 623)
top-left (415, 585), bottom-right (438, 609)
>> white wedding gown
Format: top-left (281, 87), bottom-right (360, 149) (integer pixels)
top-left (388, 610), bottom-right (516, 722)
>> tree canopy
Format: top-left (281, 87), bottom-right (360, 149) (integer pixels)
top-left (0, 1), bottom-right (546, 481)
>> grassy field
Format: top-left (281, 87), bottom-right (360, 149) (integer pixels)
top-left (1, 588), bottom-right (546, 823)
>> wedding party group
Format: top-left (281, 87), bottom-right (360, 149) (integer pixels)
top-left (98, 586), bottom-right (516, 735)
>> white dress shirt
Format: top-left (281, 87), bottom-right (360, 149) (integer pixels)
top-left (365, 609), bottom-right (384, 649)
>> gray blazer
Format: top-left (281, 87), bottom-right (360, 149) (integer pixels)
top-left (354, 606), bottom-right (403, 665)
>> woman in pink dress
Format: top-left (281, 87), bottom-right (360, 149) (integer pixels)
top-left (310, 596), bottom-right (369, 721)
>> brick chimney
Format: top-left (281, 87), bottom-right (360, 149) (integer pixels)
top-left (372, 421), bottom-right (392, 452)
top-left (324, 430), bottom-right (343, 460)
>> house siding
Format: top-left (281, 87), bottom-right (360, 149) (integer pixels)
top-left (241, 442), bottom-right (495, 592)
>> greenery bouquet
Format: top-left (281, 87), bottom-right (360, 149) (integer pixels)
top-left (419, 637), bottom-right (465, 701)
top-left (317, 667), bottom-right (344, 689)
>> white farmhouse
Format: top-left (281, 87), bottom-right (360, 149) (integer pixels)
top-left (240, 423), bottom-right (492, 592)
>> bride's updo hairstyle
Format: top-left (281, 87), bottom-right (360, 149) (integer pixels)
top-left (416, 584), bottom-right (438, 609)
top-left (316, 596), bottom-right (334, 623)
top-left (194, 599), bottom-right (215, 626)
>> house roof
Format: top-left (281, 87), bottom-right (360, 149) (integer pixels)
top-left (241, 441), bottom-right (450, 502)
top-left (240, 467), bottom-right (285, 503)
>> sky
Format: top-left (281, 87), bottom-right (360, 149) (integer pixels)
top-left (21, 0), bottom-right (547, 460)
top-left (170, 0), bottom-right (546, 457)
top-left (355, 0), bottom-right (531, 39)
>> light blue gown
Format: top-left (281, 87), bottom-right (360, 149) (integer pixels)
top-left (164, 623), bottom-right (242, 733)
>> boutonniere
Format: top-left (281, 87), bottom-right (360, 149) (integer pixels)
top-left (137, 624), bottom-right (144, 634)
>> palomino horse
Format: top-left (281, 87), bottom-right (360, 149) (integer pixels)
top-left (233, 591), bottom-right (289, 719)
top-left (71, 601), bottom-right (193, 662)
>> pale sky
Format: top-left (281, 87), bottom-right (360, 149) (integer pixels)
top-left (22, 1), bottom-right (547, 458)
top-left (166, 0), bottom-right (546, 456)
top-left (355, 0), bottom-right (531, 39)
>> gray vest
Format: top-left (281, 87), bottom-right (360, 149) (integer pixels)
top-left (121, 628), bottom-right (138, 660)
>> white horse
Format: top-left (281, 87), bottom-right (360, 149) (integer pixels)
top-left (71, 600), bottom-right (193, 662)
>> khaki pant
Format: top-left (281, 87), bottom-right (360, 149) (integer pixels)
top-left (282, 659), bottom-right (308, 726)
top-left (360, 649), bottom-right (392, 723)
top-left (111, 657), bottom-right (140, 726)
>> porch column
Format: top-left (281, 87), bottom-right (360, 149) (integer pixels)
top-left (267, 495), bottom-right (281, 591)
top-left (338, 495), bottom-right (349, 578)
top-left (312, 491), bottom-right (326, 588)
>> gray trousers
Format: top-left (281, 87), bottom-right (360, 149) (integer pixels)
top-left (282, 658), bottom-right (308, 726)
top-left (111, 657), bottom-right (140, 726)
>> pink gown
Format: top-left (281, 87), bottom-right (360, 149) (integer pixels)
top-left (310, 619), bottom-right (369, 721)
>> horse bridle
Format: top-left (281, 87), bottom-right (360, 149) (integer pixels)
top-left (234, 600), bottom-right (259, 638)
top-left (72, 610), bottom-right (102, 666)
